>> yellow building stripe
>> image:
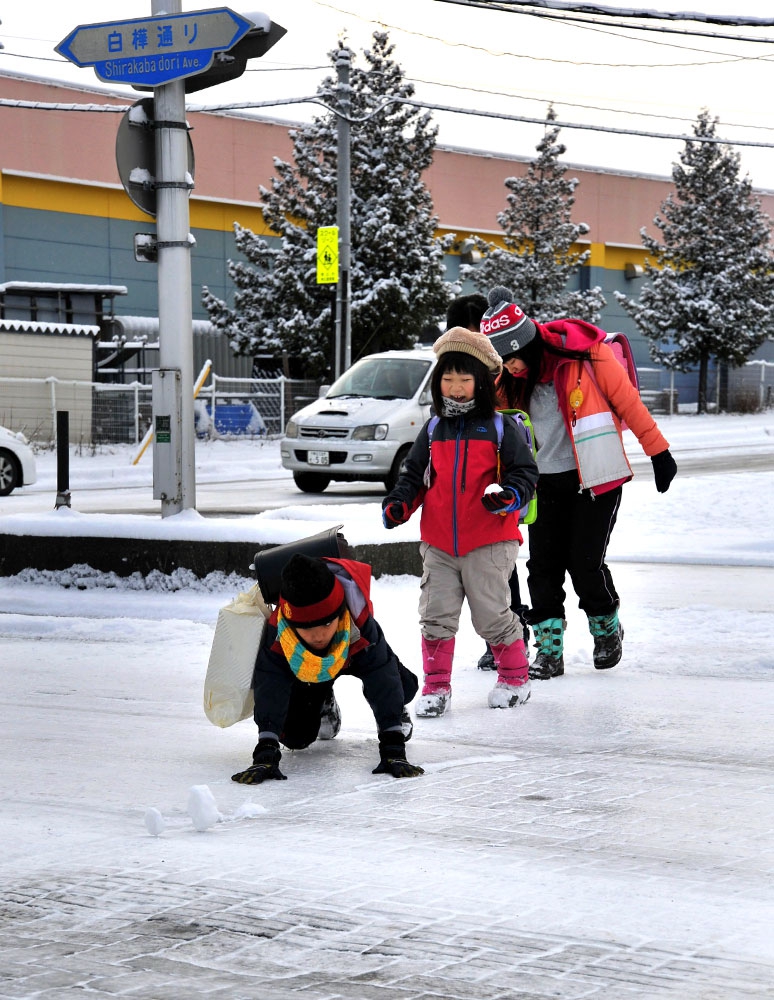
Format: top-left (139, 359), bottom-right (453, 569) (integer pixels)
top-left (1, 173), bottom-right (650, 264)
top-left (0, 172), bottom-right (272, 234)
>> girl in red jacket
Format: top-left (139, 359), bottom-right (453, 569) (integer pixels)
top-left (480, 286), bottom-right (678, 679)
top-left (382, 327), bottom-right (539, 717)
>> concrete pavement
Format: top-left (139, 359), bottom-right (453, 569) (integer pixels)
top-left (2, 572), bottom-right (773, 998)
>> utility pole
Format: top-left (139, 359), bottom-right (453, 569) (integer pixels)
top-left (335, 45), bottom-right (352, 376)
top-left (152, 0), bottom-right (195, 516)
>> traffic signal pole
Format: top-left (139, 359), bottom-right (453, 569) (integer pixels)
top-left (152, 0), bottom-right (196, 515)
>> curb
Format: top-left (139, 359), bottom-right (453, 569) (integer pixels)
top-left (0, 534), bottom-right (423, 580)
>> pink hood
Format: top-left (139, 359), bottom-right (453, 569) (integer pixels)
top-left (539, 318), bottom-right (607, 354)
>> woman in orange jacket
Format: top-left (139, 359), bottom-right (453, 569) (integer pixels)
top-left (480, 286), bottom-right (678, 679)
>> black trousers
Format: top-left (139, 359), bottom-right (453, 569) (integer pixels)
top-left (483, 562), bottom-right (529, 651)
top-left (280, 680), bottom-right (332, 750)
top-left (507, 566), bottom-right (530, 639)
top-left (280, 660), bottom-right (419, 750)
top-left (525, 470), bottom-right (622, 624)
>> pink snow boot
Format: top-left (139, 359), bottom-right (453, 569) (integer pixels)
top-left (416, 636), bottom-right (454, 718)
top-left (488, 640), bottom-right (531, 709)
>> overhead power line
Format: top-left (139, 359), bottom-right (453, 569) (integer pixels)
top-left (407, 74), bottom-right (774, 135)
top-left (5, 94), bottom-right (771, 153)
top-left (432, 0), bottom-right (774, 46)
top-left (432, 0), bottom-right (774, 29)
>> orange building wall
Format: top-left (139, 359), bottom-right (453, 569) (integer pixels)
top-left (3, 69), bottom-right (773, 249)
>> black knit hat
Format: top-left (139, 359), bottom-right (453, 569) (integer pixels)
top-left (480, 286), bottom-right (538, 358)
top-left (279, 553), bottom-right (345, 627)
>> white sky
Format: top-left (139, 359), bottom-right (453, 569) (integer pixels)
top-left (2, 1), bottom-right (774, 188)
top-left (0, 409), bottom-right (773, 987)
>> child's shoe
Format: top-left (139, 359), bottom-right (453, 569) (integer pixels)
top-left (476, 645), bottom-right (496, 670)
top-left (528, 618), bottom-right (566, 679)
top-left (588, 610), bottom-right (624, 669)
top-left (417, 636), bottom-right (454, 717)
top-left (415, 690), bottom-right (451, 717)
top-left (318, 693), bottom-right (341, 739)
top-left (488, 679), bottom-right (531, 709)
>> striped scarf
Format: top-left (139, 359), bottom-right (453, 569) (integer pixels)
top-left (277, 608), bottom-right (352, 683)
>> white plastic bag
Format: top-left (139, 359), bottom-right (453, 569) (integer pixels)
top-left (203, 583), bottom-right (269, 728)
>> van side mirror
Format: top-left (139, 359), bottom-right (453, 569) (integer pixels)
top-left (318, 385), bottom-right (330, 398)
top-left (419, 389), bottom-right (433, 406)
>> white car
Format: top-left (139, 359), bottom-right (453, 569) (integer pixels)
top-left (0, 426), bottom-right (37, 496)
top-left (281, 348), bottom-right (436, 493)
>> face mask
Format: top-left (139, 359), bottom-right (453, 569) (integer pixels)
top-left (442, 397), bottom-right (476, 417)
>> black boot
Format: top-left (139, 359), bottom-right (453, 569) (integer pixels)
top-left (528, 618), bottom-right (565, 680)
top-left (588, 611), bottom-right (624, 669)
top-left (477, 644), bottom-right (496, 670)
top-left (318, 693), bottom-right (342, 739)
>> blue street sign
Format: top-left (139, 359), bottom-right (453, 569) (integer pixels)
top-left (56, 7), bottom-right (253, 87)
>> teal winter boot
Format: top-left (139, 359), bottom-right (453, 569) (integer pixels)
top-left (588, 609), bottom-right (624, 669)
top-left (528, 618), bottom-right (566, 680)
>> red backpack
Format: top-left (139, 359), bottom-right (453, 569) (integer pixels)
top-left (604, 332), bottom-right (639, 392)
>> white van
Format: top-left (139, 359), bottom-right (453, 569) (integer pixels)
top-left (280, 347), bottom-right (436, 493)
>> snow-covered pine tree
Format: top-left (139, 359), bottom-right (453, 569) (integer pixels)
top-left (202, 32), bottom-right (452, 379)
top-left (466, 105), bottom-right (605, 323)
top-left (616, 109), bottom-right (774, 413)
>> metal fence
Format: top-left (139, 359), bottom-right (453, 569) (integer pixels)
top-left (2, 361), bottom-right (771, 446)
top-left (731, 360), bottom-right (774, 411)
top-left (195, 375), bottom-right (320, 439)
top-left (0, 374), bottom-right (321, 446)
top-left (638, 360), bottom-right (774, 414)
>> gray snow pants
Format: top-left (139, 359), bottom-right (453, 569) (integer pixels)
top-left (418, 540), bottom-right (523, 646)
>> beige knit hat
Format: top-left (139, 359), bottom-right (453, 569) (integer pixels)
top-left (433, 326), bottom-right (502, 375)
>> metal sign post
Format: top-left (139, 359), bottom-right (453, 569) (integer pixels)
top-left (57, 4), bottom-right (285, 517)
top-left (152, 1), bottom-right (196, 515)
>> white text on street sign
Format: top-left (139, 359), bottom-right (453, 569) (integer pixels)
top-left (56, 7), bottom-right (252, 87)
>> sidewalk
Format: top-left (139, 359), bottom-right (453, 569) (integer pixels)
top-left (1, 558), bottom-right (772, 999)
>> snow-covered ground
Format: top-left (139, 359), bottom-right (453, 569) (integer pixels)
top-left (1, 411), bottom-right (773, 997)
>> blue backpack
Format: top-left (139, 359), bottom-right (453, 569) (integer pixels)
top-left (426, 409), bottom-right (538, 525)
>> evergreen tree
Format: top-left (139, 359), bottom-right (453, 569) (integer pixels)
top-left (466, 106), bottom-right (605, 323)
top-left (202, 32), bottom-right (452, 379)
top-left (616, 110), bottom-right (774, 413)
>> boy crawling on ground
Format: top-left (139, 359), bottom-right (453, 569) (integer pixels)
top-left (231, 553), bottom-right (423, 783)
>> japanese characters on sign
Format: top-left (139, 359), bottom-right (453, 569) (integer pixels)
top-left (317, 226), bottom-right (339, 285)
top-left (56, 8), bottom-right (253, 87)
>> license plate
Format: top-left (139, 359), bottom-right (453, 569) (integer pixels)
top-left (308, 450), bottom-right (329, 466)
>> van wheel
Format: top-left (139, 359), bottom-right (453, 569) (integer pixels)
top-left (293, 472), bottom-right (331, 493)
top-left (0, 450), bottom-right (21, 496)
top-left (383, 445), bottom-right (410, 492)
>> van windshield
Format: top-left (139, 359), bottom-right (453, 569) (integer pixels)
top-left (326, 357), bottom-right (433, 400)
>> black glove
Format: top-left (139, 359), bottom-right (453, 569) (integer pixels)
top-left (382, 500), bottom-right (409, 529)
top-left (481, 487), bottom-right (519, 513)
top-left (651, 449), bottom-right (677, 493)
top-left (372, 731), bottom-right (424, 778)
top-left (231, 739), bottom-right (287, 784)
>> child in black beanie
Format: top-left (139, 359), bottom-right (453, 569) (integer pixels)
top-left (231, 553), bottom-right (423, 783)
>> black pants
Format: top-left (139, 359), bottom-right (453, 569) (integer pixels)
top-left (280, 680), bottom-right (332, 750)
top-left (507, 566), bottom-right (530, 640)
top-left (280, 659), bottom-right (419, 750)
top-left (525, 470), bottom-right (621, 624)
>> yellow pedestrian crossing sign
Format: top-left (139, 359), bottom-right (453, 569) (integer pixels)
top-left (317, 226), bottom-right (339, 284)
